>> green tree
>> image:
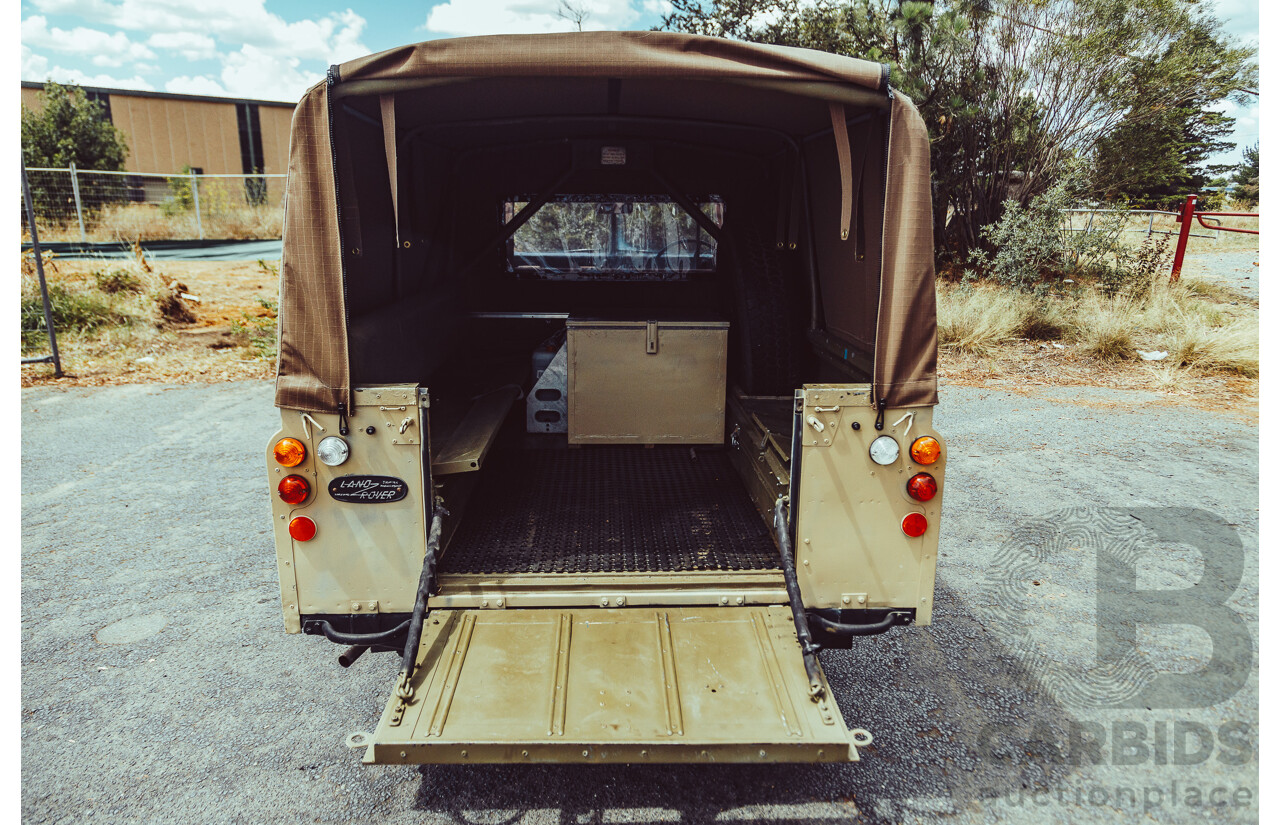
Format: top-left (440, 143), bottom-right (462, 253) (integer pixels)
top-left (21, 81), bottom-right (130, 216)
top-left (1091, 18), bottom-right (1249, 208)
top-left (1230, 143), bottom-right (1258, 208)
top-left (662, 0), bottom-right (1256, 258)
top-left (21, 81), bottom-right (129, 170)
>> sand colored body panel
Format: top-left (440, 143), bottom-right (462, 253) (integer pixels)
top-left (360, 606), bottom-right (867, 764)
top-left (795, 385), bottom-right (943, 623)
top-left (269, 385), bottom-right (429, 632)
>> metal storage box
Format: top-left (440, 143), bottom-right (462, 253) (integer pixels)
top-left (567, 318), bottom-right (729, 444)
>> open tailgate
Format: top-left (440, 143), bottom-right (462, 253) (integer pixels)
top-left (360, 605), bottom-right (868, 764)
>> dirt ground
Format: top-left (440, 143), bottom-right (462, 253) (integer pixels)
top-left (20, 258), bottom-right (279, 387)
top-left (20, 255), bottom-right (1259, 419)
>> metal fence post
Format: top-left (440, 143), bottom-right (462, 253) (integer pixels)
top-left (1147, 211), bottom-right (1155, 237)
top-left (1169, 195), bottom-right (1197, 283)
top-left (68, 162), bottom-right (87, 244)
top-left (190, 169), bottom-right (204, 240)
top-left (21, 162), bottom-right (63, 377)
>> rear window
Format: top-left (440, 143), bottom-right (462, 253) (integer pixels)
top-left (504, 194), bottom-right (724, 281)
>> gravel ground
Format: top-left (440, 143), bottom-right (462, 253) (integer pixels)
top-left (1179, 250), bottom-right (1260, 301)
top-left (21, 381), bottom-right (1258, 824)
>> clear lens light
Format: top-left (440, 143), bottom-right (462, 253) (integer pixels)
top-left (869, 435), bottom-right (900, 465)
top-left (316, 436), bottom-right (350, 466)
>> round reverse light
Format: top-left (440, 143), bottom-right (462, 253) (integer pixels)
top-left (289, 516), bottom-right (317, 542)
top-left (907, 473), bottom-right (938, 502)
top-left (869, 436), bottom-right (900, 466)
top-left (910, 436), bottom-right (942, 465)
top-left (316, 436), bottom-right (350, 466)
top-left (902, 513), bottom-right (928, 537)
top-left (278, 474), bottom-right (310, 505)
top-left (273, 437), bottom-right (306, 467)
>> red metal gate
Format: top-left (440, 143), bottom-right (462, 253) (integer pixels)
top-left (1169, 194), bottom-right (1259, 283)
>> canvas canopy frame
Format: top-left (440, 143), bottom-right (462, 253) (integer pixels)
top-left (275, 31), bottom-right (937, 414)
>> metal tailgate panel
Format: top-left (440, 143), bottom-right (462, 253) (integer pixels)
top-left (364, 606), bottom-right (861, 764)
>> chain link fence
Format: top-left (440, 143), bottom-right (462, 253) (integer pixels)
top-left (20, 167), bottom-right (285, 243)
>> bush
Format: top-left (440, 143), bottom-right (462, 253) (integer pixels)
top-left (230, 296), bottom-right (278, 359)
top-left (21, 281), bottom-right (134, 352)
top-left (93, 268), bottom-right (143, 294)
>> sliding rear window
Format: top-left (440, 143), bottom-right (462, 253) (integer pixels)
top-left (504, 194), bottom-right (724, 281)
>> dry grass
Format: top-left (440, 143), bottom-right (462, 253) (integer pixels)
top-left (937, 273), bottom-right (1258, 384)
top-left (1168, 318), bottom-right (1259, 378)
top-left (34, 202), bottom-right (283, 243)
top-left (1073, 292), bottom-right (1138, 359)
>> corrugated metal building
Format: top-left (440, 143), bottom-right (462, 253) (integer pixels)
top-left (20, 81), bottom-right (295, 175)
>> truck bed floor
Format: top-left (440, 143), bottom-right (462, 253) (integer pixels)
top-left (439, 446), bottom-right (781, 574)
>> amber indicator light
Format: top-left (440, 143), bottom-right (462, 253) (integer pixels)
top-left (274, 437), bottom-right (306, 467)
top-left (278, 475), bottom-right (310, 504)
top-left (901, 513), bottom-right (928, 537)
top-left (910, 436), bottom-right (941, 465)
top-left (907, 473), bottom-right (938, 502)
top-left (289, 516), bottom-right (317, 541)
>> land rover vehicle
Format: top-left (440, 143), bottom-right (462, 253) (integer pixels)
top-left (267, 31), bottom-right (944, 765)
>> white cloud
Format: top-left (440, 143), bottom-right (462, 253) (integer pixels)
top-left (28, 0), bottom-right (368, 64)
top-left (22, 45), bottom-right (50, 80)
top-left (1208, 0), bottom-right (1258, 45)
top-left (425, 0), bottom-right (640, 36)
top-left (1210, 97), bottom-right (1259, 166)
top-left (218, 45), bottom-right (319, 101)
top-left (22, 15), bottom-right (157, 67)
top-left (642, 0), bottom-right (672, 16)
top-left (165, 75), bottom-right (230, 96)
top-left (147, 32), bottom-right (217, 62)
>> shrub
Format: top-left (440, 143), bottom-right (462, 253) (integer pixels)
top-left (21, 281), bottom-right (134, 352)
top-left (93, 268), bottom-right (143, 294)
top-left (937, 285), bottom-right (1033, 354)
top-left (1073, 293), bottom-right (1137, 360)
top-left (230, 296), bottom-right (278, 359)
top-left (1169, 318), bottom-right (1258, 377)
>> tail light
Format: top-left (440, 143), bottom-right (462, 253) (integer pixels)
top-left (907, 473), bottom-right (937, 502)
top-left (273, 437), bottom-right (306, 467)
top-left (901, 513), bottom-right (928, 537)
top-left (289, 516), bottom-right (317, 541)
top-left (910, 436), bottom-right (941, 465)
top-left (278, 475), bottom-right (310, 504)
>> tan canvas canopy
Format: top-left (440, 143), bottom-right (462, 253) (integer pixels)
top-left (276, 31), bottom-right (936, 413)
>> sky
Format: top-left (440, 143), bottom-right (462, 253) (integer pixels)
top-left (18, 0), bottom-right (1259, 166)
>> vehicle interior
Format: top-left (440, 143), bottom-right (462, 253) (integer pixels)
top-left (329, 75), bottom-right (890, 580)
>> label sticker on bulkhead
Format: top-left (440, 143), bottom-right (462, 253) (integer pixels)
top-left (328, 475), bottom-right (409, 503)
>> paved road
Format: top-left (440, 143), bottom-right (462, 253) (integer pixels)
top-left (21, 381), bottom-right (1258, 824)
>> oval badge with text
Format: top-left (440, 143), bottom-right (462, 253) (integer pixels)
top-left (328, 475), bottom-right (409, 503)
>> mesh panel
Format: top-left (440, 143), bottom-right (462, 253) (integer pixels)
top-left (440, 447), bottom-right (780, 574)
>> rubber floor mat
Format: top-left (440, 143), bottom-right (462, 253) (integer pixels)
top-left (439, 447), bottom-right (780, 574)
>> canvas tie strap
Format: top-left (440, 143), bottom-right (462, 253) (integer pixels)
top-left (380, 94), bottom-right (401, 248)
top-left (829, 102), bottom-right (852, 241)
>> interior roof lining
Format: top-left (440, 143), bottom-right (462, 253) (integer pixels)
top-left (333, 75), bottom-right (888, 109)
top-left (333, 75), bottom-right (888, 147)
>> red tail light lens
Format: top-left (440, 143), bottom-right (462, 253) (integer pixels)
top-left (289, 516), bottom-right (317, 541)
top-left (907, 473), bottom-right (938, 502)
top-left (278, 475), bottom-right (310, 504)
top-left (273, 437), bottom-right (306, 467)
top-left (902, 513), bottom-right (928, 537)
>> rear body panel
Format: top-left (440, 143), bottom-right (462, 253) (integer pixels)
top-left (363, 605), bottom-right (864, 764)
top-left (269, 385), bottom-right (429, 632)
top-left (795, 385), bottom-right (944, 622)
